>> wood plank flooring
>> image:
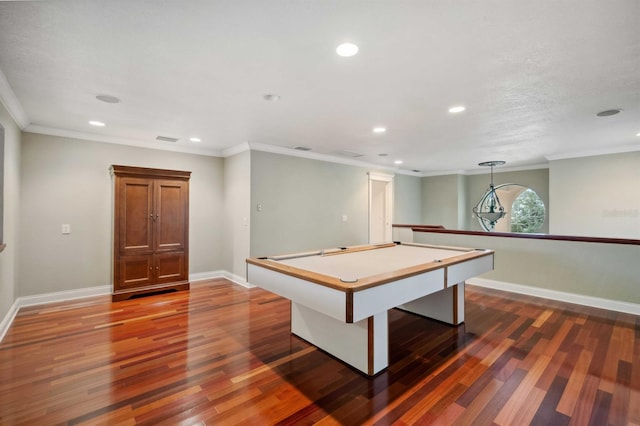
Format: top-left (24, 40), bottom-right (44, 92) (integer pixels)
top-left (1, 279), bottom-right (639, 425)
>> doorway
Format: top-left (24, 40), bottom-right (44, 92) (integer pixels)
top-left (368, 172), bottom-right (393, 244)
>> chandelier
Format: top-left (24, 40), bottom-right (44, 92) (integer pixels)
top-left (473, 161), bottom-right (506, 231)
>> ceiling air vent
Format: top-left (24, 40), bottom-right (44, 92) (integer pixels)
top-left (156, 136), bottom-right (180, 143)
top-left (335, 150), bottom-right (364, 158)
top-left (294, 146), bottom-right (312, 151)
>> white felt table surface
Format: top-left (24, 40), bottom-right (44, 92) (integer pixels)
top-left (278, 244), bottom-right (470, 281)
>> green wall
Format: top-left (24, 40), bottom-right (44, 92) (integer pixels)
top-left (249, 150), bottom-right (422, 257)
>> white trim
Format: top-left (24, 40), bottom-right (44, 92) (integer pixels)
top-left (0, 66), bottom-right (29, 129)
top-left (420, 163), bottom-right (550, 177)
top-left (247, 142), bottom-right (421, 176)
top-left (17, 285), bottom-right (111, 308)
top-left (221, 142), bottom-right (251, 158)
top-left (368, 172), bottom-right (394, 244)
top-left (4, 274), bottom-right (639, 343)
top-left (189, 270), bottom-right (254, 287)
top-left (24, 125), bottom-right (223, 157)
top-left (0, 299), bottom-right (21, 343)
top-left (0, 285), bottom-right (111, 343)
top-left (0, 271), bottom-right (255, 342)
top-left (468, 277), bottom-right (640, 316)
top-left (189, 270), bottom-right (225, 282)
top-left (367, 171), bottom-right (394, 182)
top-left (223, 272), bottom-right (255, 288)
top-left (545, 144), bottom-right (640, 161)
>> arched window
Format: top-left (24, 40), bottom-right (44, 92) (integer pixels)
top-left (510, 188), bottom-right (545, 233)
top-left (481, 184), bottom-right (545, 233)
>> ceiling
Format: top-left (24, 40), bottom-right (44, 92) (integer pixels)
top-left (0, 0), bottom-right (639, 175)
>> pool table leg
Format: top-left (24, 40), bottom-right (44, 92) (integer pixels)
top-left (291, 302), bottom-right (388, 376)
top-left (397, 282), bottom-right (465, 325)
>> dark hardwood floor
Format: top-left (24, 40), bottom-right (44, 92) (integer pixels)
top-left (1, 279), bottom-right (639, 425)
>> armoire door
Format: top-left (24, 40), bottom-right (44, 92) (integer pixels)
top-left (154, 179), bottom-right (188, 252)
top-left (118, 177), bottom-right (154, 255)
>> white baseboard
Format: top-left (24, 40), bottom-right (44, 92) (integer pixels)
top-left (468, 278), bottom-right (640, 316)
top-left (223, 271), bottom-right (255, 288)
top-left (189, 270), bottom-right (254, 288)
top-left (0, 299), bottom-right (20, 343)
top-left (0, 285), bottom-right (111, 343)
top-left (8, 273), bottom-right (634, 344)
top-left (17, 285), bottom-right (112, 308)
top-left (189, 270), bottom-right (225, 282)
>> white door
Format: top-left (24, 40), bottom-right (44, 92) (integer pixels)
top-left (369, 173), bottom-right (394, 244)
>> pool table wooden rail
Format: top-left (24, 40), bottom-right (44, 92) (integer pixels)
top-left (246, 242), bottom-right (494, 293)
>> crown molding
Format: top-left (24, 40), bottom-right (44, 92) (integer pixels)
top-left (545, 144), bottom-right (640, 161)
top-left (245, 142), bottom-right (421, 176)
top-left (221, 142), bottom-right (251, 157)
top-left (463, 162), bottom-right (550, 176)
top-left (0, 66), bottom-right (29, 129)
top-left (24, 124), bottom-right (223, 157)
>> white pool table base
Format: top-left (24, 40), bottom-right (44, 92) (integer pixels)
top-left (292, 283), bottom-right (464, 376)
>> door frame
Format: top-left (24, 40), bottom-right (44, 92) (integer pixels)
top-left (368, 172), bottom-right (394, 244)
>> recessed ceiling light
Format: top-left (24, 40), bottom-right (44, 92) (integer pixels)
top-left (449, 106), bottom-right (466, 113)
top-left (596, 109), bottom-right (621, 117)
top-left (96, 94), bottom-right (120, 104)
top-left (263, 94), bottom-right (281, 101)
top-left (394, 160), bottom-right (403, 165)
top-left (373, 127), bottom-right (386, 133)
top-left (89, 120), bottom-right (105, 127)
top-left (336, 42), bottom-right (358, 57)
top-left (636, 132), bottom-right (640, 137)
top-left (190, 137), bottom-right (201, 143)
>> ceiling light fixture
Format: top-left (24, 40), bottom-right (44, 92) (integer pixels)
top-left (394, 160), bottom-right (403, 165)
top-left (190, 137), bottom-right (201, 143)
top-left (373, 127), bottom-right (386, 133)
top-left (96, 94), bottom-right (120, 104)
top-left (473, 161), bottom-right (506, 231)
top-left (449, 105), bottom-right (466, 113)
top-left (89, 120), bottom-right (105, 127)
top-left (336, 42), bottom-right (358, 57)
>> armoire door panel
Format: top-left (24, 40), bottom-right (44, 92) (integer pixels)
top-left (119, 178), bottom-right (154, 253)
top-left (155, 180), bottom-right (187, 251)
top-left (118, 255), bottom-right (154, 289)
top-left (155, 252), bottom-right (186, 283)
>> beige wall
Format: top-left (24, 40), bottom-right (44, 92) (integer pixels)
top-left (550, 153), bottom-right (640, 238)
top-left (223, 151), bottom-right (251, 281)
top-left (413, 230), bottom-right (640, 305)
top-left (250, 151), bottom-right (370, 257)
top-left (249, 151), bottom-right (422, 257)
top-left (421, 174), bottom-right (463, 229)
top-left (19, 133), bottom-right (225, 296)
top-left (0, 101), bottom-right (21, 321)
top-left (393, 173), bottom-right (422, 225)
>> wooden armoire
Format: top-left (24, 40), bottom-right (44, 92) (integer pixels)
top-left (111, 165), bottom-right (191, 301)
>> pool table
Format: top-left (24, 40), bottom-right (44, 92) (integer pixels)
top-left (246, 241), bottom-right (494, 375)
